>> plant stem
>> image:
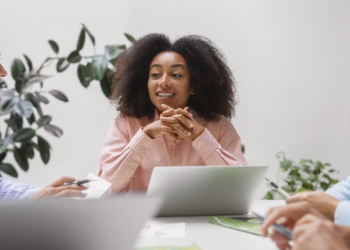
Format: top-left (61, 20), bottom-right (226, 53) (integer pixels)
top-left (4, 125), bottom-right (10, 138)
top-left (37, 57), bottom-right (52, 73)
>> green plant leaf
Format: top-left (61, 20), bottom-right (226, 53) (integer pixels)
top-left (67, 51), bottom-right (81, 64)
top-left (124, 33), bottom-right (136, 43)
top-left (77, 64), bottom-right (93, 88)
top-left (56, 58), bottom-right (70, 72)
top-left (44, 124), bottom-right (63, 138)
top-left (0, 97), bottom-right (18, 116)
top-left (23, 54), bottom-right (33, 72)
top-left (36, 115), bottom-right (52, 127)
top-left (296, 187), bottom-right (308, 193)
top-left (25, 93), bottom-right (43, 117)
top-left (14, 73), bottom-right (27, 94)
top-left (11, 58), bottom-right (26, 80)
top-left (280, 160), bottom-right (293, 171)
top-left (77, 28), bottom-right (86, 51)
top-left (27, 75), bottom-right (51, 85)
top-left (11, 113), bottom-right (23, 129)
top-left (21, 142), bottom-right (34, 159)
top-left (91, 55), bottom-right (109, 80)
top-left (0, 151), bottom-right (7, 162)
top-left (320, 182), bottom-right (330, 191)
top-left (48, 40), bottom-right (59, 54)
top-left (13, 128), bottom-right (36, 143)
top-left (14, 147), bottom-right (29, 171)
top-left (37, 135), bottom-right (50, 164)
top-left (329, 179), bottom-right (339, 185)
top-left (4, 119), bottom-right (19, 132)
top-left (100, 70), bottom-right (113, 98)
top-left (241, 144), bottom-right (245, 154)
top-left (34, 92), bottom-right (49, 104)
top-left (0, 163), bottom-right (18, 178)
top-left (27, 113), bottom-right (35, 125)
top-left (263, 191), bottom-right (274, 200)
top-left (3, 134), bottom-right (15, 147)
top-left (48, 90), bottom-right (69, 102)
top-left (82, 23), bottom-right (95, 46)
top-left (13, 100), bottom-right (33, 118)
top-left (104, 45), bottom-right (125, 61)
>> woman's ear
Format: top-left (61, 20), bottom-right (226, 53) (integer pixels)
top-left (190, 86), bottom-right (195, 95)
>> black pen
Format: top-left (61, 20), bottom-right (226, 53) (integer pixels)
top-left (265, 178), bottom-right (291, 198)
top-left (62, 178), bottom-right (98, 186)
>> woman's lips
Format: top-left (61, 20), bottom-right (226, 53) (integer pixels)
top-left (156, 92), bottom-right (175, 101)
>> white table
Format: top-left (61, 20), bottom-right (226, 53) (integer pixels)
top-left (135, 200), bottom-right (285, 250)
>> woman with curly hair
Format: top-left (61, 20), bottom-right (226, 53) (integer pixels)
top-left (98, 34), bottom-right (247, 193)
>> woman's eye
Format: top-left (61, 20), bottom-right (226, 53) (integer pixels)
top-left (173, 74), bottom-right (182, 78)
top-left (151, 73), bottom-right (160, 77)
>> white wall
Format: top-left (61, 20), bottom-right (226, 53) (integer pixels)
top-left (1, 1), bottom-right (349, 193)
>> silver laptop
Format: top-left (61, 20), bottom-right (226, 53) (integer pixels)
top-left (0, 195), bottom-right (161, 250)
top-left (147, 166), bottom-right (268, 216)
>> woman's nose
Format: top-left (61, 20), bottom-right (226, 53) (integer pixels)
top-left (160, 74), bottom-right (170, 87)
top-left (0, 64), bottom-right (7, 78)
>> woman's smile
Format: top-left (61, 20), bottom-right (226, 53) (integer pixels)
top-left (156, 90), bottom-right (175, 101)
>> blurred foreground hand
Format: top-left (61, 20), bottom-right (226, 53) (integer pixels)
top-left (294, 214), bottom-right (349, 250)
top-left (261, 202), bottom-right (325, 250)
top-left (286, 191), bottom-right (340, 220)
top-left (30, 176), bottom-right (87, 200)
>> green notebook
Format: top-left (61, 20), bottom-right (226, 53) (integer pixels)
top-left (208, 215), bottom-right (273, 236)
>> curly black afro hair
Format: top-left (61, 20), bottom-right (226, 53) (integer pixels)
top-left (111, 33), bottom-right (237, 121)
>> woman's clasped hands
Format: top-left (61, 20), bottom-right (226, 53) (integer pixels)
top-left (143, 104), bottom-right (205, 141)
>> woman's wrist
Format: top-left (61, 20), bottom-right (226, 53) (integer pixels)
top-left (192, 126), bottom-right (205, 141)
top-left (142, 126), bottom-right (155, 139)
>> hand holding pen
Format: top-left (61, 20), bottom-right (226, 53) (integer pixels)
top-left (62, 178), bottom-right (98, 186)
top-left (30, 176), bottom-right (88, 200)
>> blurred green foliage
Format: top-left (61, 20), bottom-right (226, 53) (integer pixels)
top-left (0, 24), bottom-right (135, 178)
top-left (264, 152), bottom-right (339, 200)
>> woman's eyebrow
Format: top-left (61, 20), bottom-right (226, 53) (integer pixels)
top-left (150, 64), bottom-right (162, 69)
top-left (170, 64), bottom-right (185, 69)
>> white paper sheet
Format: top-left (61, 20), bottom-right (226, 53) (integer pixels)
top-left (81, 172), bottom-right (111, 199)
top-left (139, 223), bottom-right (186, 238)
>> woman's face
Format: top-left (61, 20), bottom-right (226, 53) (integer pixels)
top-left (148, 51), bottom-right (193, 114)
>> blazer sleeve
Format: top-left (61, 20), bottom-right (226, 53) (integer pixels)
top-left (191, 116), bottom-right (248, 166)
top-left (97, 116), bottom-right (153, 193)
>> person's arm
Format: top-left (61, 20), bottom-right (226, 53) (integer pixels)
top-left (0, 178), bottom-right (40, 200)
top-left (333, 201), bottom-right (350, 226)
top-left (192, 116), bottom-right (247, 166)
top-left (0, 176), bottom-right (86, 201)
top-left (326, 176), bottom-right (350, 201)
top-left (97, 116), bottom-right (153, 193)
